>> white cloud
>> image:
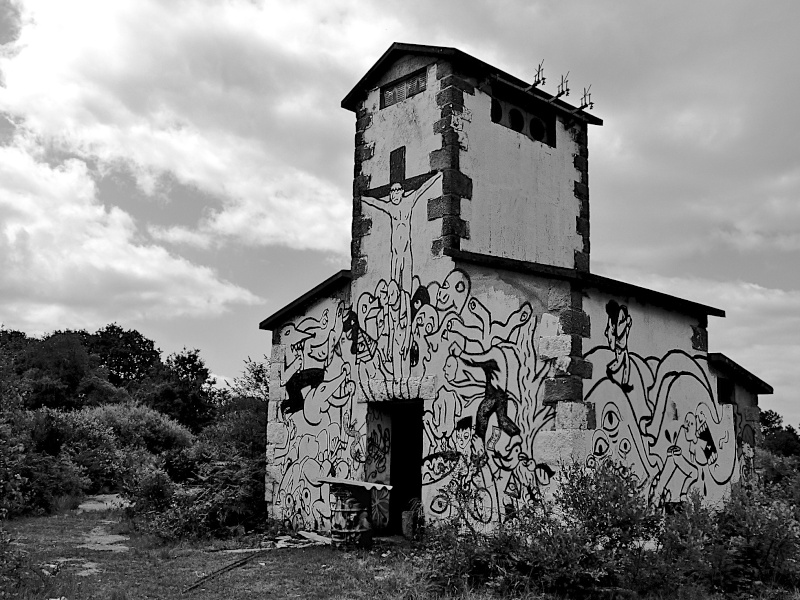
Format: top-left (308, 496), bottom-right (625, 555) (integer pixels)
top-left (0, 138), bottom-right (260, 333)
top-left (0, 0), bottom-right (407, 254)
top-left (596, 264), bottom-right (800, 423)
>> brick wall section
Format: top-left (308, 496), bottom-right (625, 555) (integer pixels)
top-left (429, 61), bottom-right (473, 257)
top-left (351, 103), bottom-right (373, 279)
top-left (571, 124), bottom-right (590, 273)
top-left (541, 283), bottom-right (594, 428)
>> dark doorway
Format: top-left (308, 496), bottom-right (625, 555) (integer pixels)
top-left (386, 400), bottom-right (423, 534)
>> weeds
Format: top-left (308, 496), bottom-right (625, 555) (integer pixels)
top-left (421, 460), bottom-right (800, 598)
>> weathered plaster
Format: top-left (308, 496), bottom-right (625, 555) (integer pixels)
top-left (459, 88), bottom-right (584, 269)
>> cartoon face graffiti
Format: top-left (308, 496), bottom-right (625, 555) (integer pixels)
top-left (389, 182), bottom-right (403, 205)
top-left (604, 300), bottom-right (633, 393)
top-left (684, 411), bottom-right (717, 467)
top-left (436, 269), bottom-right (470, 314)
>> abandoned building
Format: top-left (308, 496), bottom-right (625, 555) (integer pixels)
top-left (260, 43), bottom-right (772, 534)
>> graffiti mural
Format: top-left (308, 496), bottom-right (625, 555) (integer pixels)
top-left (269, 154), bottom-right (567, 529)
top-left (584, 300), bottom-right (738, 504)
top-left (268, 151), bottom-right (747, 532)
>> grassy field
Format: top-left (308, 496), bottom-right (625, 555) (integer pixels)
top-left (2, 506), bottom-right (440, 600)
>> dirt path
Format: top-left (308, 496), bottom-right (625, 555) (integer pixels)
top-left (4, 499), bottom-right (420, 599)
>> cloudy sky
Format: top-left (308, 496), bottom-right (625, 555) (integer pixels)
top-left (1, 0), bottom-right (798, 422)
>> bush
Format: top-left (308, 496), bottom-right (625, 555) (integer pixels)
top-left (124, 464), bottom-right (175, 514)
top-left (129, 454), bottom-right (268, 541)
top-left (84, 402), bottom-right (194, 455)
top-left (0, 417), bottom-right (27, 519)
top-left (422, 460), bottom-right (800, 598)
top-left (1, 523), bottom-right (42, 598)
top-left (0, 409), bottom-right (88, 517)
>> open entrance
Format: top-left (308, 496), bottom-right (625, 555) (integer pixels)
top-left (369, 400), bottom-right (423, 534)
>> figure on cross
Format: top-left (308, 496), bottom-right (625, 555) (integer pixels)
top-left (361, 171), bottom-right (442, 294)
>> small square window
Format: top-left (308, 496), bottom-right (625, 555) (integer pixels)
top-left (381, 70), bottom-right (427, 109)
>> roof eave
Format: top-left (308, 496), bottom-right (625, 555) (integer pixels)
top-left (708, 352), bottom-right (773, 395)
top-left (340, 42), bottom-right (603, 126)
top-left (443, 248), bottom-right (724, 318)
top-left (258, 270), bottom-right (352, 331)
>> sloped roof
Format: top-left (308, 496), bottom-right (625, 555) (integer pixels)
top-left (341, 42), bottom-right (603, 126)
top-left (708, 352), bottom-right (773, 395)
top-left (444, 248), bottom-right (726, 318)
top-left (258, 270), bottom-right (351, 331)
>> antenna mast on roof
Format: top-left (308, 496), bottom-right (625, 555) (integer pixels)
top-left (571, 85), bottom-right (594, 113)
top-left (525, 60), bottom-right (546, 91)
top-left (548, 72), bottom-right (570, 103)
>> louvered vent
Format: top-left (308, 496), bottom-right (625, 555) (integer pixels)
top-left (381, 69), bottom-right (427, 109)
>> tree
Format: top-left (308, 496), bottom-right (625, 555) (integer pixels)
top-left (225, 356), bottom-right (270, 403)
top-left (135, 348), bottom-right (217, 432)
top-left (760, 409), bottom-right (800, 457)
top-left (18, 332), bottom-right (92, 410)
top-left (84, 323), bottom-right (161, 387)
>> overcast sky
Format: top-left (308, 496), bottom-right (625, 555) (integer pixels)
top-left (1, 0), bottom-right (798, 423)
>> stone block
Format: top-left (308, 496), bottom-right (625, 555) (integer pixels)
top-left (538, 335), bottom-right (578, 359)
top-left (574, 250), bottom-right (590, 273)
top-left (531, 429), bottom-right (589, 465)
top-left (438, 74), bottom-right (475, 94)
top-left (351, 216), bottom-right (372, 238)
top-left (691, 325), bottom-right (708, 351)
top-left (352, 174), bottom-right (371, 196)
top-left (442, 169), bottom-right (473, 199)
top-left (441, 215), bottom-right (467, 237)
top-left (436, 61), bottom-right (454, 80)
top-left (352, 256), bottom-right (368, 278)
top-left (547, 284), bottom-right (573, 312)
top-left (355, 114), bottom-right (372, 132)
top-left (550, 357), bottom-right (593, 379)
top-left (355, 142), bottom-right (374, 163)
top-left (559, 308), bottom-right (591, 337)
top-left (432, 117), bottom-right (451, 134)
top-left (743, 406), bottom-right (761, 422)
top-left (573, 154), bottom-right (588, 172)
top-left (543, 376), bottom-right (583, 405)
top-left (435, 86), bottom-right (464, 108)
top-left (574, 181), bottom-right (589, 201)
top-left (576, 216), bottom-right (590, 237)
top-left (427, 195), bottom-right (461, 220)
top-left (556, 401), bottom-right (590, 430)
top-left (266, 422), bottom-right (288, 446)
top-left (429, 146), bottom-right (459, 170)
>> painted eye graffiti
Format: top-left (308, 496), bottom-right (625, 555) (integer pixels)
top-left (602, 408), bottom-right (621, 437)
top-left (619, 438), bottom-right (631, 457)
top-left (455, 281), bottom-right (465, 293)
top-left (593, 435), bottom-right (609, 457)
top-left (534, 462), bottom-right (555, 486)
top-left (430, 494), bottom-right (449, 514)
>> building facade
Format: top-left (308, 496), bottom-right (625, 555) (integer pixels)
top-left (260, 44), bottom-right (771, 532)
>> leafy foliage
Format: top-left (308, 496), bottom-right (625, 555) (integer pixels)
top-left (423, 459), bottom-right (800, 598)
top-left (83, 323), bottom-right (161, 387)
top-left (84, 401), bottom-right (194, 455)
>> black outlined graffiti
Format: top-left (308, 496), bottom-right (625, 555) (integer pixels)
top-left (604, 300), bottom-right (633, 393)
top-left (361, 173), bottom-right (443, 294)
top-left (585, 302), bottom-right (738, 504)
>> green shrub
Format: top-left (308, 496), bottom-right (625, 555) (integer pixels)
top-left (131, 454), bottom-right (268, 541)
top-left (123, 464), bottom-right (175, 514)
top-left (0, 417), bottom-right (27, 519)
top-left (0, 409), bottom-right (88, 517)
top-left (422, 461), bottom-right (800, 598)
top-left (1, 523), bottom-right (42, 598)
top-left (84, 401), bottom-right (194, 455)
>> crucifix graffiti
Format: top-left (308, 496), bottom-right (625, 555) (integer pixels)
top-left (359, 146), bottom-right (443, 381)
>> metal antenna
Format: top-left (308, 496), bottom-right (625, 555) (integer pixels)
top-left (526, 60), bottom-right (546, 90)
top-left (579, 85), bottom-right (593, 111)
top-left (549, 71), bottom-right (570, 103)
